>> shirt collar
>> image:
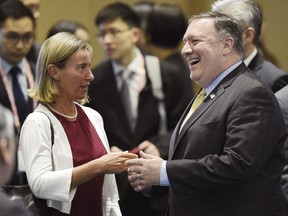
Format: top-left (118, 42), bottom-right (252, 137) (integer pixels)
top-left (112, 48), bottom-right (144, 76)
top-left (1, 58), bottom-right (26, 75)
top-left (205, 60), bottom-right (242, 97)
top-left (244, 47), bottom-right (257, 66)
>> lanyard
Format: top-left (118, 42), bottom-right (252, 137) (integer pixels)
top-left (0, 58), bottom-right (35, 129)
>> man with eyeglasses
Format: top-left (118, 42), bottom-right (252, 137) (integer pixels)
top-left (20, 0), bottom-right (41, 65)
top-left (0, 0), bottom-right (36, 185)
top-left (87, 2), bottom-right (193, 216)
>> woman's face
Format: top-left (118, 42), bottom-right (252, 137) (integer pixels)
top-left (56, 49), bottom-right (94, 102)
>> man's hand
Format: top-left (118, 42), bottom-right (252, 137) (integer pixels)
top-left (126, 151), bottom-right (163, 192)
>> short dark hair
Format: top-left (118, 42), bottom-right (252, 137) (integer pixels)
top-left (0, 0), bottom-right (35, 28)
top-left (47, 20), bottom-right (88, 39)
top-left (95, 2), bottom-right (140, 28)
top-left (146, 3), bottom-right (187, 48)
top-left (132, 1), bottom-right (155, 32)
top-left (189, 11), bottom-right (244, 58)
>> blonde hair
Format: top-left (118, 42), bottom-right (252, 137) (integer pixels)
top-left (28, 32), bottom-right (93, 104)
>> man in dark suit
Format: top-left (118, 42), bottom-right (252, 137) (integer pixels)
top-left (211, 0), bottom-right (288, 93)
top-left (87, 2), bottom-right (192, 216)
top-left (275, 86), bottom-right (288, 215)
top-left (0, 0), bottom-right (36, 128)
top-left (0, 0), bottom-right (36, 185)
top-left (0, 104), bottom-right (31, 216)
top-left (127, 12), bottom-right (286, 216)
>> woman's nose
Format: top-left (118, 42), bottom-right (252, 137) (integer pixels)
top-left (87, 69), bottom-right (94, 81)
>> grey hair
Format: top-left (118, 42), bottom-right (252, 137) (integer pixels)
top-left (188, 11), bottom-right (245, 58)
top-left (211, 0), bottom-right (262, 45)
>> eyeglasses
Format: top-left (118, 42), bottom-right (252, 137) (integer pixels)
top-left (2, 32), bottom-right (34, 45)
top-left (96, 28), bottom-right (131, 38)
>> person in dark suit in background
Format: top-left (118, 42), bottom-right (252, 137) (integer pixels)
top-left (0, 104), bottom-right (31, 216)
top-left (211, 0), bottom-right (288, 93)
top-left (20, 0), bottom-right (41, 65)
top-left (87, 2), bottom-right (192, 216)
top-left (140, 2), bottom-right (197, 94)
top-left (143, 3), bottom-right (187, 64)
top-left (127, 12), bottom-right (286, 216)
top-left (0, 0), bottom-right (36, 185)
top-left (0, 0), bottom-right (36, 129)
top-left (275, 85), bottom-right (288, 216)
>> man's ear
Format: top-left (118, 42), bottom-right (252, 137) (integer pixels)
top-left (242, 27), bottom-right (255, 46)
top-left (222, 36), bottom-right (234, 56)
top-left (47, 64), bottom-right (60, 80)
top-left (132, 27), bottom-right (141, 44)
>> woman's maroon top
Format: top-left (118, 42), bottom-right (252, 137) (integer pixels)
top-left (48, 105), bottom-right (107, 216)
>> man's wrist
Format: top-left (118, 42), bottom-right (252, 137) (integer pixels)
top-left (160, 160), bottom-right (170, 186)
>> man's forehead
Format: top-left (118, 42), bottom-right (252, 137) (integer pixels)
top-left (1, 18), bottom-right (34, 34)
top-left (189, 18), bottom-right (214, 27)
top-left (186, 19), bottom-right (215, 35)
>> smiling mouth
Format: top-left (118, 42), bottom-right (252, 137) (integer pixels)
top-left (190, 58), bottom-right (200, 65)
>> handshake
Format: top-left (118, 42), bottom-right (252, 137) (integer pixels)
top-left (110, 140), bottom-right (164, 192)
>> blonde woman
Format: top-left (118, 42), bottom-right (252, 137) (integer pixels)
top-left (19, 32), bottom-right (137, 216)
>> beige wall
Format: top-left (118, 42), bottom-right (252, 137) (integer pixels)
top-left (36, 0), bottom-right (288, 71)
top-left (255, 0), bottom-right (288, 71)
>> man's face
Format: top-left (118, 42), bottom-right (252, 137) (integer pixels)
top-left (181, 18), bottom-right (225, 88)
top-left (97, 18), bottom-right (139, 66)
top-left (0, 17), bottom-right (34, 64)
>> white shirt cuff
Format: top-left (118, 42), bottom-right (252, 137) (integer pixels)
top-left (160, 160), bottom-right (170, 186)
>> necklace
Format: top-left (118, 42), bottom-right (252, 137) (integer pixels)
top-left (46, 104), bottom-right (78, 119)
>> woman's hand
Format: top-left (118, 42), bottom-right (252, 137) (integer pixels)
top-left (71, 152), bottom-right (137, 189)
top-left (98, 152), bottom-right (138, 174)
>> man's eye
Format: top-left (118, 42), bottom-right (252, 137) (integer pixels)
top-left (7, 34), bottom-right (18, 40)
top-left (23, 34), bottom-right (33, 41)
top-left (193, 40), bottom-right (200, 45)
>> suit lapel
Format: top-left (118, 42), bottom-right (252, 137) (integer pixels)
top-left (96, 62), bottom-right (133, 136)
top-left (172, 88), bottom-right (223, 154)
top-left (168, 97), bottom-right (194, 159)
top-left (108, 64), bottom-right (133, 135)
top-left (169, 63), bottom-right (247, 159)
top-left (247, 52), bottom-right (263, 72)
top-left (0, 78), bottom-right (11, 110)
